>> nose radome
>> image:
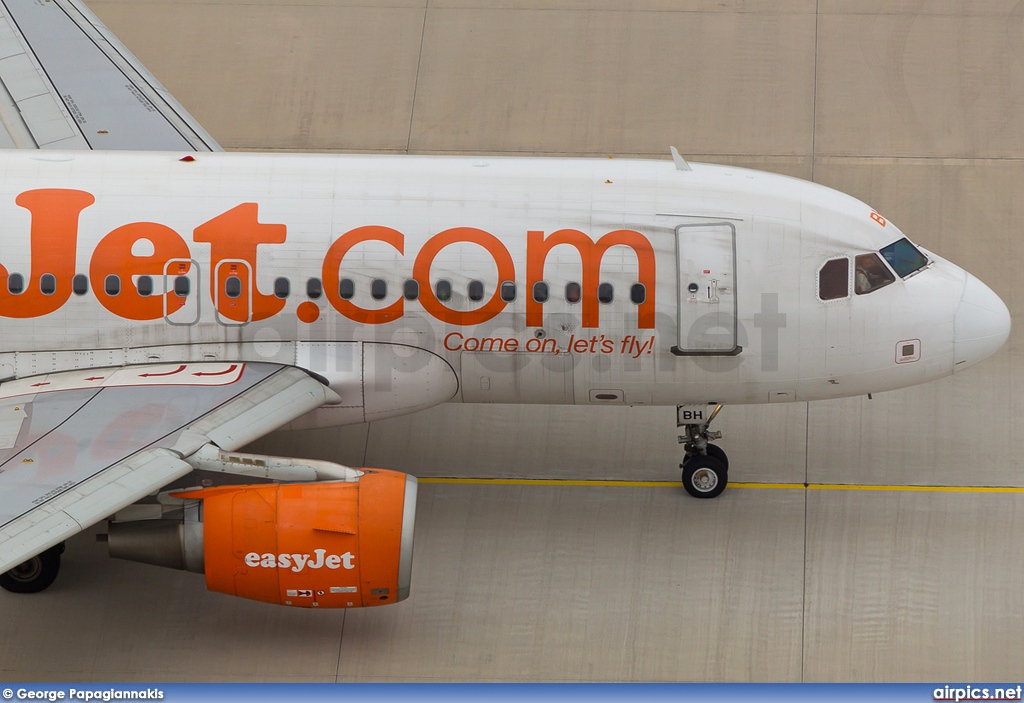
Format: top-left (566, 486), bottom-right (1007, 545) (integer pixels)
top-left (953, 274), bottom-right (1011, 372)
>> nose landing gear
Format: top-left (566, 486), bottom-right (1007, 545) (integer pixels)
top-left (678, 404), bottom-right (729, 499)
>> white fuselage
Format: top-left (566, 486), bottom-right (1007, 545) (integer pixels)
top-left (0, 151), bottom-right (1008, 426)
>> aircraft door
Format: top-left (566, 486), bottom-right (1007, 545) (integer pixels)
top-left (673, 222), bottom-right (740, 355)
top-left (163, 258), bottom-right (200, 325)
top-left (213, 259), bottom-right (252, 325)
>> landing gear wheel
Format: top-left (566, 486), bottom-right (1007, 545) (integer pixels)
top-left (684, 443), bottom-right (729, 471)
top-left (681, 455), bottom-right (728, 499)
top-left (0, 543), bottom-right (63, 594)
top-left (705, 443), bottom-right (728, 469)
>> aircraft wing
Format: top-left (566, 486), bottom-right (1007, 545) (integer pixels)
top-left (0, 0), bottom-right (220, 150)
top-left (0, 363), bottom-right (338, 573)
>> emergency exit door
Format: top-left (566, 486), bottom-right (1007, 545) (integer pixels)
top-left (213, 259), bottom-right (252, 325)
top-left (673, 222), bottom-right (740, 355)
top-left (163, 258), bottom-right (200, 325)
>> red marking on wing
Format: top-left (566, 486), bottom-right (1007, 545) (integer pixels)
top-left (193, 364), bottom-right (240, 377)
top-left (138, 365), bottom-right (187, 378)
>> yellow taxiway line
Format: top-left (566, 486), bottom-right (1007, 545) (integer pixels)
top-left (417, 477), bottom-right (1024, 493)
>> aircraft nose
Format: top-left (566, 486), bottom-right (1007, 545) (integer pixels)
top-left (953, 273), bottom-right (1011, 372)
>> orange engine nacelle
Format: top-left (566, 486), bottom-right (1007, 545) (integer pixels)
top-left (181, 470), bottom-right (415, 608)
top-left (109, 469), bottom-right (416, 609)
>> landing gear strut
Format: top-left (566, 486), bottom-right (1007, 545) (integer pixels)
top-left (0, 543), bottom-right (64, 594)
top-left (678, 404), bottom-right (728, 499)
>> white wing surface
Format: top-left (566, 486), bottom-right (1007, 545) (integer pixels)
top-left (0, 363), bottom-right (337, 572)
top-left (0, 0), bottom-right (220, 150)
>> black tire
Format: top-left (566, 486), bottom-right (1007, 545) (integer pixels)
top-left (684, 446), bottom-right (724, 472)
top-left (0, 544), bottom-right (62, 593)
top-left (681, 455), bottom-right (728, 499)
top-left (704, 444), bottom-right (729, 471)
top-left (682, 443), bottom-right (729, 471)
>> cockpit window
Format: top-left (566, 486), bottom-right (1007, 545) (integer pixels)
top-left (854, 253), bottom-right (896, 295)
top-left (879, 237), bottom-right (929, 278)
top-left (818, 258), bottom-right (849, 301)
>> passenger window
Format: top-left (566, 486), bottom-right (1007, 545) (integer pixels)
top-left (371, 279), bottom-right (387, 301)
top-left (174, 276), bottom-right (190, 297)
top-left (404, 280), bottom-right (419, 300)
top-left (630, 283), bottom-right (646, 305)
top-left (598, 282), bottom-right (613, 304)
top-left (533, 281), bottom-right (549, 303)
top-left (500, 281), bottom-right (516, 303)
top-left (72, 274), bottom-right (88, 296)
top-left (225, 275), bottom-right (242, 299)
top-left (565, 282), bottom-right (581, 304)
top-left (137, 275), bottom-right (154, 297)
top-left (307, 278), bottom-right (323, 300)
top-left (468, 280), bottom-right (484, 302)
top-left (436, 280), bottom-right (452, 302)
top-left (7, 273), bottom-right (23, 295)
top-left (339, 278), bottom-right (354, 300)
top-left (274, 277), bottom-right (290, 299)
top-left (40, 273), bottom-right (56, 296)
top-left (855, 253), bottom-right (896, 295)
top-left (817, 258), bottom-right (849, 301)
top-left (105, 275), bottom-right (121, 296)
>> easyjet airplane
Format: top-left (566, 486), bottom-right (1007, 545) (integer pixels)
top-left (0, 0), bottom-right (1010, 609)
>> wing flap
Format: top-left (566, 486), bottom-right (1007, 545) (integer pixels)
top-left (0, 403), bottom-right (26, 449)
top-left (0, 43), bottom-right (83, 148)
top-left (17, 92), bottom-right (79, 146)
